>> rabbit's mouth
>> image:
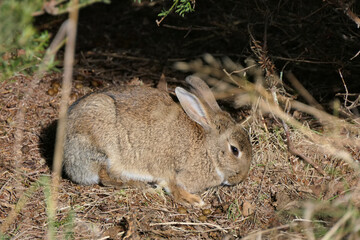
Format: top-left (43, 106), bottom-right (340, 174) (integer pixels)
top-left (221, 180), bottom-right (232, 186)
top-left (216, 168), bottom-right (234, 186)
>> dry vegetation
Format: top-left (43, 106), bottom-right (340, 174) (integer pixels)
top-left (1, 0), bottom-right (360, 239)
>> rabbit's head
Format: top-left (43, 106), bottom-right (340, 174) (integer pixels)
top-left (175, 76), bottom-right (252, 187)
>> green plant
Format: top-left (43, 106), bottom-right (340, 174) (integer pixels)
top-left (0, 176), bottom-right (76, 239)
top-left (0, 0), bottom-right (110, 81)
top-left (0, 0), bottom-right (50, 81)
top-left (227, 199), bottom-right (242, 221)
top-left (159, 0), bottom-right (195, 17)
top-left (175, 0), bottom-right (195, 17)
top-left (64, 210), bottom-right (75, 240)
top-left (0, 233), bottom-right (11, 240)
top-left (157, 0), bottom-right (195, 24)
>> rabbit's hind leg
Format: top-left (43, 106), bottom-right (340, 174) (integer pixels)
top-left (99, 165), bottom-right (148, 190)
top-left (98, 165), bottom-right (126, 188)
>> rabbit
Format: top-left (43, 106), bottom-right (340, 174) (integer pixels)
top-left (63, 75), bottom-right (252, 206)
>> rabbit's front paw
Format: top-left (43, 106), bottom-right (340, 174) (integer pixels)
top-left (170, 183), bottom-right (205, 206)
top-left (178, 191), bottom-right (204, 206)
top-left (188, 194), bottom-right (205, 207)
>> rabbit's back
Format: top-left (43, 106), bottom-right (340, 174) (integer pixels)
top-left (63, 85), bottom-right (200, 185)
top-left (104, 86), bottom-right (203, 179)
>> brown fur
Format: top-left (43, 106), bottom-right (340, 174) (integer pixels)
top-left (63, 76), bottom-right (252, 206)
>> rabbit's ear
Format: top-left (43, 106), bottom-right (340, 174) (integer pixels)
top-left (175, 87), bottom-right (213, 130)
top-left (185, 75), bottom-right (221, 112)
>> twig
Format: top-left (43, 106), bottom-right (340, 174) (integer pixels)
top-left (292, 218), bottom-right (329, 224)
top-left (156, 0), bottom-right (179, 26)
top-left (240, 223), bottom-right (292, 239)
top-left (162, 24), bottom-right (216, 31)
top-left (338, 69), bottom-right (349, 108)
top-left (271, 56), bottom-right (338, 65)
top-left (48, 0), bottom-right (79, 238)
top-left (326, 0), bottom-right (360, 27)
top-left (271, 87), bottom-right (326, 176)
top-left (91, 52), bottom-right (159, 62)
top-left (32, 0), bottom-right (106, 16)
top-left (123, 214), bottom-right (139, 240)
top-left (350, 50), bottom-right (360, 60)
top-left (321, 210), bottom-right (352, 240)
top-left (5, 0), bottom-right (71, 235)
top-left (223, 64), bottom-right (257, 76)
top-left (344, 7), bottom-right (360, 28)
top-left (150, 221), bottom-right (228, 233)
top-left (287, 132), bottom-right (326, 175)
top-left (285, 71), bottom-right (324, 111)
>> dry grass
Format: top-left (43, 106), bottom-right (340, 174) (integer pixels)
top-left (175, 53), bottom-right (360, 239)
top-left (0, 58), bottom-right (359, 238)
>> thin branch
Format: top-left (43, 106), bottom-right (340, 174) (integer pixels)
top-left (48, 0), bottom-right (79, 238)
top-left (150, 221), bottom-right (228, 233)
top-left (156, 0), bottom-right (179, 26)
top-left (326, 0), bottom-right (360, 27)
top-left (321, 211), bottom-right (353, 240)
top-left (271, 86), bottom-right (326, 176)
top-left (285, 128), bottom-right (326, 176)
top-left (285, 71), bottom-right (324, 111)
top-left (241, 223), bottom-right (292, 239)
top-left (338, 69), bottom-right (349, 108)
top-left (350, 50), bottom-right (360, 60)
top-left (162, 24), bottom-right (216, 31)
top-left (344, 7), bottom-right (360, 28)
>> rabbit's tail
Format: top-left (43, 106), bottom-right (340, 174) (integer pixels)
top-left (63, 136), bottom-right (107, 185)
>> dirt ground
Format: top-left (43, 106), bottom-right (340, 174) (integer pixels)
top-left (1, 0), bottom-right (360, 239)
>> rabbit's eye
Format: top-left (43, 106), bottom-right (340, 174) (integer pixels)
top-left (230, 145), bottom-right (239, 157)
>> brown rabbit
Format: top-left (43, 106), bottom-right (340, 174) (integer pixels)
top-left (63, 76), bottom-right (252, 206)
